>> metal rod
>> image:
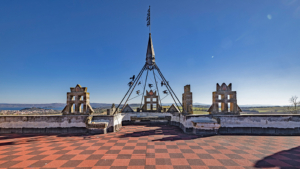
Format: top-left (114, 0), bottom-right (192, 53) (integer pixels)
top-left (149, 6), bottom-right (151, 34)
top-left (148, 75), bottom-right (156, 85)
top-left (140, 69), bottom-right (149, 109)
top-left (153, 69), bottom-right (162, 106)
top-left (153, 71), bottom-right (162, 82)
top-left (160, 94), bottom-right (169, 101)
top-left (156, 65), bottom-right (186, 113)
top-left (154, 64), bottom-right (181, 111)
top-left (121, 65), bottom-right (146, 112)
top-left (155, 64), bottom-right (185, 113)
top-left (113, 64), bottom-right (146, 114)
top-left (128, 94), bottom-right (142, 101)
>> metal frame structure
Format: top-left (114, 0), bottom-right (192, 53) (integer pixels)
top-left (113, 62), bottom-right (186, 114)
top-left (113, 9), bottom-right (185, 114)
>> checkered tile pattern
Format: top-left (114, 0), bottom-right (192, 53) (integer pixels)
top-left (0, 125), bottom-right (300, 169)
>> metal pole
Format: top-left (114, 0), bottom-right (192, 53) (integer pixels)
top-left (154, 65), bottom-right (180, 111)
top-left (156, 66), bottom-right (184, 112)
top-left (155, 64), bottom-right (183, 104)
top-left (113, 64), bottom-right (146, 114)
top-left (153, 69), bottom-right (161, 106)
top-left (140, 69), bottom-right (149, 109)
top-left (155, 64), bottom-right (186, 113)
top-left (121, 65), bottom-right (147, 112)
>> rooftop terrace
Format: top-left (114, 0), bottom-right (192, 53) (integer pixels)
top-left (0, 124), bottom-right (299, 168)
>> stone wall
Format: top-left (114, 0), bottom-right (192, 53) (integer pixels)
top-left (0, 115), bottom-right (86, 128)
top-left (0, 114), bottom-right (299, 135)
top-left (120, 112), bottom-right (300, 135)
top-left (0, 114), bottom-right (123, 134)
top-left (183, 114), bottom-right (300, 135)
top-left (218, 115), bottom-right (300, 128)
top-left (93, 114), bottom-right (124, 132)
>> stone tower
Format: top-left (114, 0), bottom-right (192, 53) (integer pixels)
top-left (208, 83), bottom-right (241, 115)
top-left (62, 84), bottom-right (94, 115)
top-left (182, 85), bottom-right (193, 114)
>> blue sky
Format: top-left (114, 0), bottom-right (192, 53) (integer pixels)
top-left (0, 0), bottom-right (300, 105)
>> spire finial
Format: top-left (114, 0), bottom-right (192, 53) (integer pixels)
top-left (147, 6), bottom-right (151, 33)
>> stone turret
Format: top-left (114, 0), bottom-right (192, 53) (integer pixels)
top-left (62, 84), bottom-right (94, 115)
top-left (208, 83), bottom-right (241, 115)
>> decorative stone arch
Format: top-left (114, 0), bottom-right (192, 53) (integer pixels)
top-left (62, 84), bottom-right (94, 115)
top-left (208, 83), bottom-right (241, 115)
top-left (141, 90), bottom-right (162, 112)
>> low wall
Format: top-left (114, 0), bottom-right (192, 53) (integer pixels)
top-left (92, 114), bottom-right (123, 132)
top-left (0, 114), bottom-right (123, 134)
top-left (120, 112), bottom-right (300, 135)
top-left (183, 114), bottom-right (300, 135)
top-left (121, 112), bottom-right (180, 125)
top-left (0, 113), bottom-right (299, 135)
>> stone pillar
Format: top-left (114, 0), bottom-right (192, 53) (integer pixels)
top-left (163, 108), bottom-right (167, 112)
top-left (107, 109), bottom-right (111, 115)
top-left (182, 85), bottom-right (193, 114)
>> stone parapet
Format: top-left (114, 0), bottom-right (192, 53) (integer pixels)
top-left (0, 114), bottom-right (123, 134)
top-left (0, 114), bottom-right (299, 135)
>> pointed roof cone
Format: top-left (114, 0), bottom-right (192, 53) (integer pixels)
top-left (146, 33), bottom-right (155, 65)
top-left (147, 33), bottom-right (155, 57)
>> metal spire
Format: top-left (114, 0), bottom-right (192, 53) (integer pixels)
top-left (146, 33), bottom-right (155, 67)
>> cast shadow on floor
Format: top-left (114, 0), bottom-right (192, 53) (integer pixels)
top-left (254, 146), bottom-right (300, 168)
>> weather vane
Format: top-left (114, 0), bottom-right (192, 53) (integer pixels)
top-left (147, 6), bottom-right (151, 33)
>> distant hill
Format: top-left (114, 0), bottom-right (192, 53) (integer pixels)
top-left (0, 103), bottom-right (65, 108)
top-left (20, 107), bottom-right (49, 111)
top-left (0, 103), bottom-right (140, 109)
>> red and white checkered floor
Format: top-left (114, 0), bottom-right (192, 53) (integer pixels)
top-left (0, 125), bottom-right (299, 169)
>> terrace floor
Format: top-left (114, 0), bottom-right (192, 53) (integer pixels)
top-left (0, 125), bottom-right (299, 169)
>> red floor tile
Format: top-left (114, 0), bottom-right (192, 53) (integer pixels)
top-left (43, 160), bottom-right (67, 168)
top-left (170, 158), bottom-right (189, 165)
top-left (111, 159), bottom-right (130, 166)
top-left (202, 159), bottom-right (223, 166)
top-left (10, 160), bottom-right (37, 168)
top-left (70, 154), bottom-right (91, 160)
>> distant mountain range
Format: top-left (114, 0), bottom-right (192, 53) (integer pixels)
top-left (0, 103), bottom-right (288, 109)
top-left (193, 103), bottom-right (288, 107)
